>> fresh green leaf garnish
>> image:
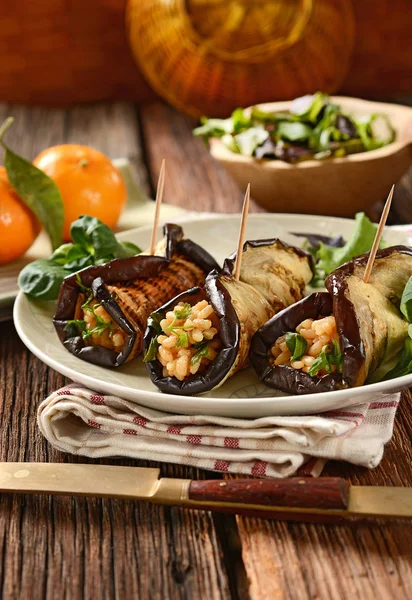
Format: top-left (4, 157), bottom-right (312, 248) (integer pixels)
top-left (174, 303), bottom-right (192, 320)
top-left (308, 342), bottom-right (343, 377)
top-left (147, 312), bottom-right (164, 335)
top-left (285, 332), bottom-right (307, 361)
top-left (18, 259), bottom-right (68, 301)
top-left (176, 331), bottom-right (189, 348)
top-left (18, 214), bottom-right (142, 300)
top-left (190, 340), bottom-right (210, 366)
top-left (400, 276), bottom-right (412, 322)
top-left (143, 337), bottom-right (160, 362)
top-left (64, 319), bottom-right (87, 338)
top-left (70, 215), bottom-right (119, 258)
top-left (0, 117), bottom-right (64, 251)
top-left (314, 212), bottom-right (386, 283)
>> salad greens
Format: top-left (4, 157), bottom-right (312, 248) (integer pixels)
top-left (193, 91), bottom-right (395, 163)
top-left (18, 215), bottom-right (141, 301)
top-left (381, 278), bottom-right (412, 381)
top-left (302, 212), bottom-right (387, 286)
top-left (0, 117), bottom-right (64, 250)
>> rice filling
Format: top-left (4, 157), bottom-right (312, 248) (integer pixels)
top-left (270, 315), bottom-right (343, 377)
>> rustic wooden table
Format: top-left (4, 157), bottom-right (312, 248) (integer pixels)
top-left (1, 101), bottom-right (412, 600)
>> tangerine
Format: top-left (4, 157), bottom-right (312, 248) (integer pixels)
top-left (0, 166), bottom-right (40, 265)
top-left (33, 144), bottom-right (127, 241)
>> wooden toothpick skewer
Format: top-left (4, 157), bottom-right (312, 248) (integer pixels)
top-left (363, 184), bottom-right (395, 283)
top-left (149, 159), bottom-right (166, 255)
top-left (233, 184), bottom-right (251, 281)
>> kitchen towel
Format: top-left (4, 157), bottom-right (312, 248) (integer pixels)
top-left (38, 385), bottom-right (400, 478)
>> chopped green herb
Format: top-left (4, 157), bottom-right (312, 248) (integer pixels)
top-left (308, 343), bottom-right (343, 377)
top-left (190, 340), bottom-right (211, 366)
top-left (176, 331), bottom-right (189, 348)
top-left (65, 319), bottom-right (87, 337)
top-left (174, 303), bottom-right (192, 320)
top-left (285, 332), bottom-right (307, 361)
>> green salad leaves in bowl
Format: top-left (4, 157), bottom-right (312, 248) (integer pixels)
top-left (194, 93), bottom-right (412, 217)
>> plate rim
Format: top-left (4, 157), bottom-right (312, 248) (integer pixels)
top-left (13, 212), bottom-right (412, 417)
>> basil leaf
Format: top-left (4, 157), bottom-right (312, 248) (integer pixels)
top-left (285, 332), bottom-right (307, 361)
top-left (50, 243), bottom-right (76, 265)
top-left (400, 276), bottom-right (412, 322)
top-left (0, 117), bottom-right (64, 251)
top-left (190, 341), bottom-right (210, 366)
top-left (114, 241), bottom-right (142, 258)
top-left (147, 312), bottom-right (164, 336)
top-left (51, 243), bottom-right (93, 271)
top-left (143, 338), bottom-right (159, 362)
top-left (70, 215), bottom-right (119, 258)
top-left (277, 122), bottom-right (312, 143)
top-left (18, 259), bottom-right (68, 300)
top-left (234, 127), bottom-right (269, 156)
top-left (308, 343), bottom-right (343, 377)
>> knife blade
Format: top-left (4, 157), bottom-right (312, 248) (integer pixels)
top-left (0, 462), bottom-right (411, 521)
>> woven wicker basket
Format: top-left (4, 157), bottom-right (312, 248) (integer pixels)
top-left (126, 0), bottom-right (355, 117)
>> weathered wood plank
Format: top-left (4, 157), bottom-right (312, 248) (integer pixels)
top-left (236, 391), bottom-right (412, 600)
top-left (139, 102), bottom-right (263, 213)
top-left (0, 104), bottom-right (233, 600)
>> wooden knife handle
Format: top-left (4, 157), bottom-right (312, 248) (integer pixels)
top-left (188, 477), bottom-right (350, 510)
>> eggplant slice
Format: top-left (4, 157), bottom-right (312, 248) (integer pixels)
top-left (223, 238), bottom-right (313, 311)
top-left (144, 239), bottom-right (313, 395)
top-left (251, 246), bottom-right (412, 394)
top-left (53, 224), bottom-right (219, 367)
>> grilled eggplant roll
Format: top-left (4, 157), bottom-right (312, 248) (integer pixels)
top-left (144, 239), bottom-right (313, 395)
top-left (53, 224), bottom-right (219, 367)
top-left (251, 246), bottom-right (412, 394)
top-left (222, 238), bottom-right (313, 312)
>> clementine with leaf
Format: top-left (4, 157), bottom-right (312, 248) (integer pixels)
top-left (0, 166), bottom-right (40, 265)
top-left (33, 145), bottom-right (127, 241)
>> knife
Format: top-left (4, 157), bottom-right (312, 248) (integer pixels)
top-left (0, 463), bottom-right (411, 522)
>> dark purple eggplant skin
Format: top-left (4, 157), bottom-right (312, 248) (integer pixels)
top-left (324, 245), bottom-right (412, 387)
top-left (222, 237), bottom-right (313, 277)
top-left (53, 255), bottom-right (169, 367)
top-left (53, 223), bottom-right (220, 368)
top-left (251, 246), bottom-right (412, 395)
top-left (144, 271), bottom-right (240, 396)
top-left (250, 292), bottom-right (344, 394)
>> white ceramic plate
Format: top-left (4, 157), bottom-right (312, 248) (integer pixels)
top-left (13, 213), bottom-right (412, 417)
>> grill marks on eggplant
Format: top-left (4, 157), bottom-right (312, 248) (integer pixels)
top-left (53, 224), bottom-right (220, 367)
top-left (144, 241), bottom-right (313, 395)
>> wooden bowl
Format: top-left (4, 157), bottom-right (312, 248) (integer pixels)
top-left (209, 97), bottom-right (412, 216)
